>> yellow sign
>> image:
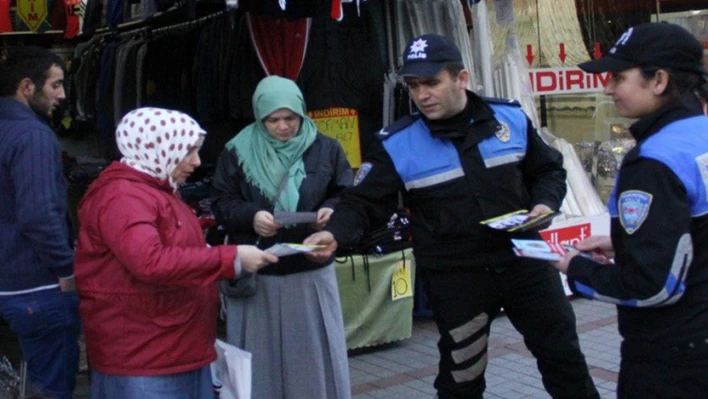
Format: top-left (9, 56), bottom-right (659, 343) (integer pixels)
top-left (390, 260), bottom-right (413, 301)
top-left (307, 108), bottom-right (361, 168)
top-left (17, 0), bottom-right (47, 32)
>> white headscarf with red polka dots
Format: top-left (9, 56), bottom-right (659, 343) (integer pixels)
top-left (115, 107), bottom-right (205, 191)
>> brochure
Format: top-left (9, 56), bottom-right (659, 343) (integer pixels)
top-left (480, 210), bottom-right (560, 232)
top-left (511, 239), bottom-right (602, 263)
top-left (511, 239), bottom-right (570, 261)
top-left (264, 243), bottom-right (326, 257)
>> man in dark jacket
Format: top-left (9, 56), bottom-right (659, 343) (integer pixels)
top-left (306, 34), bottom-right (599, 398)
top-left (0, 46), bottom-right (80, 399)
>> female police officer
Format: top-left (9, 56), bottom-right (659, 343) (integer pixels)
top-left (553, 22), bottom-right (708, 398)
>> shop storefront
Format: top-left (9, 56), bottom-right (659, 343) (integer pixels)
top-left (1, 0), bottom-right (707, 350)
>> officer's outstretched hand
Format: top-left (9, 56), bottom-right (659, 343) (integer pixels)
top-left (528, 204), bottom-right (555, 230)
top-left (527, 204), bottom-right (553, 217)
top-left (575, 235), bottom-right (614, 258)
top-left (303, 231), bottom-right (338, 263)
top-left (552, 235), bottom-right (614, 274)
top-left (551, 251), bottom-right (578, 274)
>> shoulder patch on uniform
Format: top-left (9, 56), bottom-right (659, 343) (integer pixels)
top-left (618, 190), bottom-right (653, 235)
top-left (696, 152), bottom-right (708, 200)
top-left (376, 114), bottom-right (421, 140)
top-left (494, 122), bottom-right (511, 142)
top-left (482, 97), bottom-right (521, 107)
top-left (353, 162), bottom-right (373, 186)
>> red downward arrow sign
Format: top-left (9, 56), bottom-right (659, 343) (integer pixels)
top-left (594, 43), bottom-right (602, 59)
top-left (559, 43), bottom-right (566, 63)
top-left (526, 45), bottom-right (534, 66)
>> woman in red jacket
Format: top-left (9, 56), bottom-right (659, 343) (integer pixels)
top-left (74, 107), bottom-right (278, 399)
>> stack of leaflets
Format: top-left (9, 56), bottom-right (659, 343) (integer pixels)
top-left (510, 239), bottom-right (571, 261)
top-left (265, 243), bottom-right (326, 257)
top-left (480, 210), bottom-right (560, 232)
top-left (511, 239), bottom-right (610, 263)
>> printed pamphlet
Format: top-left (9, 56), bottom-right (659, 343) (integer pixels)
top-left (265, 243), bottom-right (326, 257)
top-left (480, 210), bottom-right (560, 232)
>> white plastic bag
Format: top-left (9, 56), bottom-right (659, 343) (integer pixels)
top-left (213, 339), bottom-right (252, 399)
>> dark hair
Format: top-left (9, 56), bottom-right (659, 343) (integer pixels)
top-left (640, 65), bottom-right (708, 105)
top-left (0, 46), bottom-right (64, 97)
top-left (442, 61), bottom-right (465, 80)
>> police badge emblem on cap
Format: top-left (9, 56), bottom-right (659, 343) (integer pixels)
top-left (495, 122), bottom-right (511, 143)
top-left (407, 38), bottom-right (429, 60)
top-left (399, 34), bottom-right (463, 77)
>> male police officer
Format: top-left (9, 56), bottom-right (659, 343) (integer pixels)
top-left (306, 34), bottom-right (599, 398)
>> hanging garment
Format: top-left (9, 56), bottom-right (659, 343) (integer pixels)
top-left (193, 14), bottom-right (233, 122)
top-left (106, 0), bottom-right (124, 28)
top-left (246, 13), bottom-right (310, 81)
top-left (81, 0), bottom-right (102, 35)
top-left (49, 0), bottom-right (65, 30)
top-left (238, 0), bottom-right (329, 18)
top-left (64, 0), bottom-right (82, 38)
top-left (296, 1), bottom-right (385, 155)
top-left (333, 0), bottom-right (365, 21)
top-left (227, 14), bottom-right (267, 121)
top-left (0, 0), bottom-right (12, 32)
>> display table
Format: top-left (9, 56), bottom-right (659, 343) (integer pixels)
top-left (334, 249), bottom-right (415, 350)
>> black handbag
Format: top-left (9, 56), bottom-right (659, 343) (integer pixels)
top-left (219, 272), bottom-right (257, 298)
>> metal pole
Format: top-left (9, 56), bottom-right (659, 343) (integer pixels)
top-left (534, 0), bottom-right (547, 127)
top-left (535, 0), bottom-right (542, 66)
top-left (473, 0), bottom-right (494, 96)
top-left (384, 0), bottom-right (396, 71)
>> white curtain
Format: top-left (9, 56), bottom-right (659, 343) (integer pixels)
top-left (486, 0), bottom-right (589, 67)
top-left (393, 0), bottom-right (478, 90)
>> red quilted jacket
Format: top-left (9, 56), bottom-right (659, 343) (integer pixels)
top-left (75, 162), bottom-right (237, 376)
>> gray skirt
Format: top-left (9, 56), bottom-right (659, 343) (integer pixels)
top-left (223, 264), bottom-right (351, 399)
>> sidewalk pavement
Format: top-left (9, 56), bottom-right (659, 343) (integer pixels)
top-left (64, 297), bottom-right (622, 398)
top-left (348, 297), bottom-right (620, 399)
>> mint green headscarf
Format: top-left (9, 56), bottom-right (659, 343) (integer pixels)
top-left (225, 76), bottom-right (317, 212)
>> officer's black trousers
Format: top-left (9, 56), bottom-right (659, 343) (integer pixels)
top-left (423, 258), bottom-right (599, 399)
top-left (618, 348), bottom-right (708, 398)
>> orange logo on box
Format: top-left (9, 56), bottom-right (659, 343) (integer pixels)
top-left (17, 0), bottom-right (47, 32)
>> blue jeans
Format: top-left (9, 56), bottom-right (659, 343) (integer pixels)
top-left (91, 365), bottom-right (214, 399)
top-left (0, 288), bottom-right (81, 399)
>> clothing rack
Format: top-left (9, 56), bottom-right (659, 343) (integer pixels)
top-left (148, 10), bottom-right (228, 36)
top-left (91, 7), bottom-right (227, 40)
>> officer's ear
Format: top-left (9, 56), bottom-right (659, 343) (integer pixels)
top-left (456, 69), bottom-right (469, 90)
top-left (651, 69), bottom-right (669, 96)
